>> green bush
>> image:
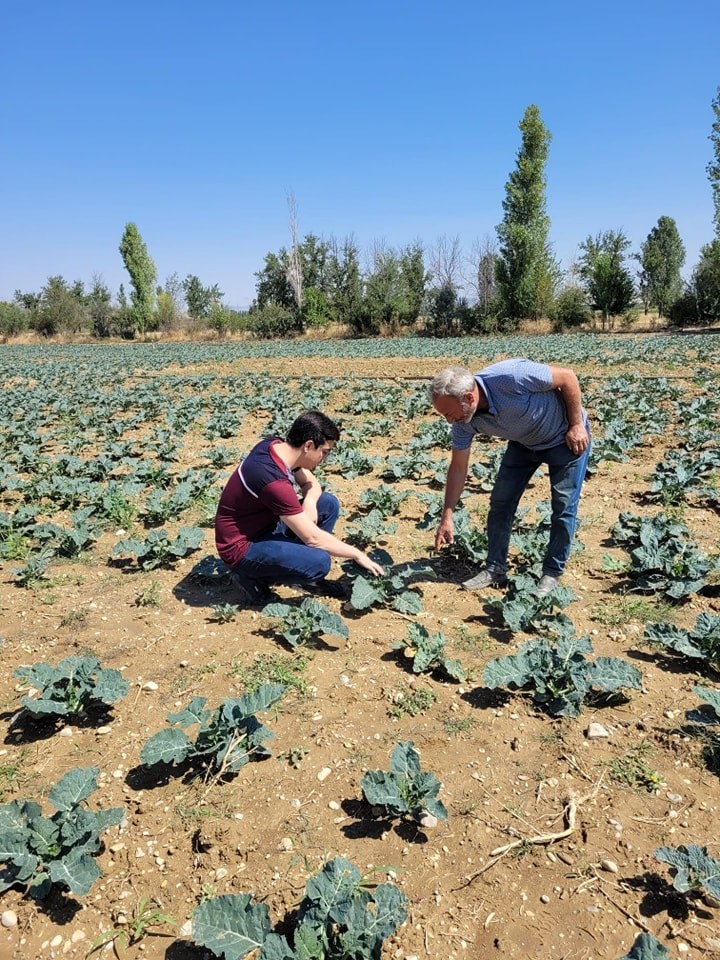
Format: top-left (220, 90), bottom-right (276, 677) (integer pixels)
top-left (249, 302), bottom-right (300, 338)
top-left (0, 302), bottom-right (29, 337)
top-left (551, 285), bottom-right (591, 331)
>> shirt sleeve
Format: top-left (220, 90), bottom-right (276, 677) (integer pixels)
top-left (451, 423), bottom-right (474, 451)
top-left (513, 359), bottom-right (554, 392)
top-left (257, 478), bottom-right (303, 517)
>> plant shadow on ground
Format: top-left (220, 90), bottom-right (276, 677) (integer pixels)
top-left (9, 888), bottom-right (84, 926)
top-left (339, 798), bottom-right (430, 844)
top-left (165, 942), bottom-right (208, 960)
top-left (460, 687), bottom-right (511, 711)
top-left (622, 871), bottom-right (717, 921)
top-left (626, 647), bottom-right (720, 682)
top-left (1, 704), bottom-right (116, 746)
top-left (125, 755), bottom-right (273, 793)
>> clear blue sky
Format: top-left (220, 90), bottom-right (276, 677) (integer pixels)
top-left (2, 0), bottom-right (718, 309)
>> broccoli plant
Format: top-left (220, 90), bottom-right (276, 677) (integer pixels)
top-left (261, 598), bottom-right (349, 648)
top-left (0, 767), bottom-right (124, 900)
top-left (140, 685), bottom-right (285, 777)
top-left (642, 613), bottom-right (720, 668)
top-left (442, 508), bottom-right (487, 565)
top-left (344, 551), bottom-right (434, 615)
top-left (358, 483), bottom-right (410, 516)
top-left (483, 635), bottom-right (643, 717)
top-left (488, 572), bottom-right (576, 637)
top-left (14, 656), bottom-right (128, 720)
top-left (112, 526), bottom-right (204, 570)
top-left (610, 512), bottom-right (716, 599)
top-left (394, 622), bottom-right (465, 681)
top-left (654, 843), bottom-right (720, 902)
top-left (360, 740), bottom-right (447, 824)
top-left (191, 856), bottom-right (407, 960)
top-left (10, 546), bottom-right (55, 587)
top-left (344, 508), bottom-right (397, 548)
top-left (618, 933), bottom-right (670, 959)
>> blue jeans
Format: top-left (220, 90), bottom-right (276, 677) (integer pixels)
top-left (233, 492), bottom-right (340, 586)
top-left (486, 433), bottom-right (591, 578)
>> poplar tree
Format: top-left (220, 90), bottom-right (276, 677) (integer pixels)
top-left (119, 223), bottom-right (157, 336)
top-left (709, 85), bottom-right (720, 240)
top-left (636, 217), bottom-right (685, 318)
top-left (496, 104), bottom-right (557, 324)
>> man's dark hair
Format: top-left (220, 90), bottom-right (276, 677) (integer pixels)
top-left (286, 410), bottom-right (340, 448)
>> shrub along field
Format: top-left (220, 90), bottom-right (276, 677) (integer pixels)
top-left (1, 333), bottom-right (720, 960)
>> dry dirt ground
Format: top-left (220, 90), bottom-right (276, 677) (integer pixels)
top-left (2, 347), bottom-right (720, 960)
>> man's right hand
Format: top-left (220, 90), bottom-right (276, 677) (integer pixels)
top-left (355, 552), bottom-right (385, 576)
top-left (434, 518), bottom-right (454, 552)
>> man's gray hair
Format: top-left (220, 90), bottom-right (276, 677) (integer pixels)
top-left (428, 365), bottom-right (476, 401)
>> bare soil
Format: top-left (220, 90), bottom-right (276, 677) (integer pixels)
top-left (2, 350), bottom-right (720, 960)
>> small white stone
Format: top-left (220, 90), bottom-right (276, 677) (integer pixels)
top-left (600, 859), bottom-right (619, 874)
top-left (142, 681), bottom-right (159, 691)
top-left (667, 792), bottom-right (683, 803)
top-left (328, 800), bottom-right (340, 810)
top-left (71, 930), bottom-right (86, 943)
top-left (135, 848), bottom-right (145, 858)
top-left (215, 867), bottom-right (228, 880)
top-left (586, 722), bottom-right (610, 739)
top-left (279, 837), bottom-right (293, 851)
top-left (51, 935), bottom-right (63, 947)
top-left (178, 920), bottom-right (193, 938)
top-left (1, 910), bottom-right (18, 928)
top-left (317, 767), bottom-right (332, 782)
top-left (540, 894), bottom-right (550, 903)
top-left (59, 726), bottom-right (73, 738)
top-left (420, 813), bottom-right (438, 830)
top-left (97, 726), bottom-right (112, 735)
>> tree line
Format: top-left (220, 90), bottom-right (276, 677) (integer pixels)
top-left (3, 89), bottom-right (719, 340)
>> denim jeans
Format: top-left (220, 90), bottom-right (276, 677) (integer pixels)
top-left (233, 492), bottom-right (340, 586)
top-left (486, 432), bottom-right (591, 578)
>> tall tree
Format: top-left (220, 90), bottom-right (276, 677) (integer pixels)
top-left (118, 223), bottom-right (157, 337)
top-left (635, 217), bottom-right (686, 318)
top-left (709, 86), bottom-right (720, 240)
top-left (578, 230), bottom-right (635, 329)
top-left (182, 275), bottom-right (224, 320)
top-left (496, 104), bottom-right (557, 323)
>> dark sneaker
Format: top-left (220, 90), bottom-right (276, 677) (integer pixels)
top-left (228, 570), bottom-right (273, 606)
top-left (536, 574), bottom-right (561, 598)
top-left (461, 568), bottom-right (507, 591)
top-left (304, 578), bottom-right (350, 601)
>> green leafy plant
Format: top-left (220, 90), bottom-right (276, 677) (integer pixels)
top-left (191, 856), bottom-right (407, 960)
top-left (394, 622), bottom-right (465, 681)
top-left (358, 483), bottom-right (410, 516)
top-left (610, 511), bottom-right (716, 599)
top-left (605, 741), bottom-right (662, 793)
top-left (360, 740), bottom-right (448, 823)
top-left (210, 603), bottom-right (241, 623)
top-left (488, 572), bottom-right (576, 637)
top-left (654, 843), bottom-right (720, 901)
top-left (618, 933), bottom-right (670, 960)
top-left (388, 683), bottom-right (437, 718)
top-left (261, 597), bottom-right (348, 648)
top-left (88, 896), bottom-right (177, 957)
top-left (14, 656), bottom-right (128, 719)
top-left (134, 580), bottom-right (162, 607)
top-left (483, 635), bottom-right (642, 717)
top-left (0, 767), bottom-right (124, 899)
top-left (112, 526), bottom-right (204, 570)
top-left (345, 508), bottom-right (398, 548)
top-left (344, 551), bottom-right (434, 615)
top-left (642, 613), bottom-right (720, 667)
top-left (10, 546), bottom-right (55, 587)
top-left (140, 685), bottom-right (285, 778)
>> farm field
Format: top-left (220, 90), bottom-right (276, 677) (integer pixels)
top-left (1, 333), bottom-right (720, 960)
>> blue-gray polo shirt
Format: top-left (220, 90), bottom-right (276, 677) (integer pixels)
top-left (451, 359), bottom-right (583, 452)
